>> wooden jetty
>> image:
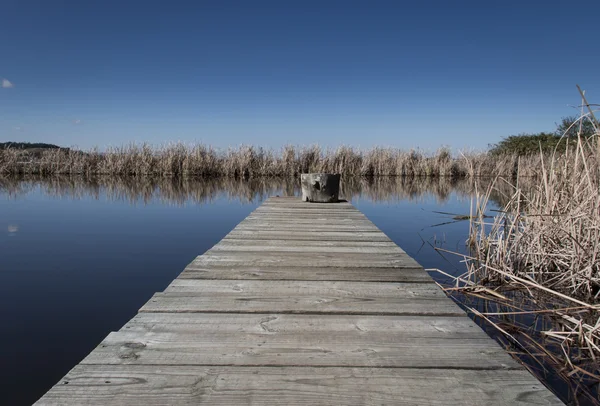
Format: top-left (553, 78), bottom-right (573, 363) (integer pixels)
top-left (35, 197), bottom-right (562, 405)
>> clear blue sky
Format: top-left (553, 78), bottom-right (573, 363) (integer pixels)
top-left (1, 0), bottom-right (598, 151)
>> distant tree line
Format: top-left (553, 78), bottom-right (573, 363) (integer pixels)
top-left (0, 142), bottom-right (63, 150)
top-left (489, 116), bottom-right (598, 156)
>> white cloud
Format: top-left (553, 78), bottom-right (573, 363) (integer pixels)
top-left (73, 119), bottom-right (81, 124)
top-left (13, 126), bottom-right (21, 131)
top-left (1, 78), bottom-right (14, 88)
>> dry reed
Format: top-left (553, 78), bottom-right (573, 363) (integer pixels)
top-left (438, 95), bottom-right (600, 404)
top-left (0, 143), bottom-right (557, 178)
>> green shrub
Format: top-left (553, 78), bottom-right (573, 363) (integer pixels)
top-left (488, 132), bottom-right (568, 156)
top-left (555, 115), bottom-right (597, 138)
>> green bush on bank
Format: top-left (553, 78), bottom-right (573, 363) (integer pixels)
top-left (488, 132), bottom-right (566, 156)
top-left (489, 115), bottom-right (597, 156)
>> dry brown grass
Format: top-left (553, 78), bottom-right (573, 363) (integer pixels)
top-left (0, 142), bottom-right (555, 178)
top-left (437, 97), bottom-right (600, 404)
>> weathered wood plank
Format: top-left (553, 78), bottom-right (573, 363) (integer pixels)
top-left (250, 210), bottom-right (368, 217)
top-left (263, 204), bottom-right (354, 208)
top-left (162, 279), bottom-right (439, 296)
top-left (179, 265), bottom-right (431, 282)
top-left (242, 213), bottom-right (368, 219)
top-left (225, 230), bottom-right (392, 242)
top-left (250, 211), bottom-right (364, 217)
top-left (81, 313), bottom-right (517, 369)
top-left (99, 312), bottom-right (461, 331)
top-left (248, 216), bottom-right (371, 222)
top-left (209, 233), bottom-right (405, 254)
top-left (261, 201), bottom-right (354, 207)
top-left (247, 210), bottom-right (367, 215)
top-left (234, 225), bottom-right (381, 233)
top-left (240, 216), bottom-right (373, 227)
top-left (140, 280), bottom-right (463, 315)
top-left (36, 365), bottom-right (563, 406)
top-left (207, 245), bottom-right (405, 254)
top-left (239, 219), bottom-right (377, 227)
top-left (262, 200), bottom-right (352, 205)
top-left (237, 221), bottom-right (378, 228)
top-left (249, 206), bottom-right (360, 212)
top-left (192, 252), bottom-right (419, 268)
top-left (217, 239), bottom-right (400, 248)
top-left (256, 202), bottom-right (357, 207)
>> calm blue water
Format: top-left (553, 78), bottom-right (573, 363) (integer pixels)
top-left (0, 177), bottom-right (574, 405)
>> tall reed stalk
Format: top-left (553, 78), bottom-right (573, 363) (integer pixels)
top-left (439, 97), bottom-right (600, 404)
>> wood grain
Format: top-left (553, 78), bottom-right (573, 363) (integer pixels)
top-left (218, 238), bottom-right (400, 247)
top-left (179, 265), bottom-right (431, 282)
top-left (140, 280), bottom-right (464, 316)
top-left (193, 252), bottom-right (419, 269)
top-left (36, 365), bottom-right (563, 406)
top-left (81, 313), bottom-right (517, 369)
top-left (225, 230), bottom-right (392, 242)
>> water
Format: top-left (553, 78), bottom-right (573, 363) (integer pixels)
top-left (0, 176), bottom-right (576, 405)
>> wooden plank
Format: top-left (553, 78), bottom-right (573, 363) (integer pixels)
top-left (81, 313), bottom-right (518, 370)
top-left (140, 280), bottom-right (463, 316)
top-left (253, 210), bottom-right (361, 215)
top-left (237, 221), bottom-right (378, 227)
top-left (207, 245), bottom-right (405, 254)
top-left (251, 210), bottom-right (362, 216)
top-left (234, 225), bottom-right (381, 232)
top-left (250, 211), bottom-right (369, 218)
top-left (224, 230), bottom-right (392, 242)
top-left (253, 203), bottom-right (361, 208)
top-left (261, 205), bottom-right (357, 208)
top-left (36, 365), bottom-right (563, 406)
top-left (179, 265), bottom-right (432, 282)
top-left (261, 201), bottom-right (355, 207)
top-left (96, 312), bottom-right (462, 332)
top-left (249, 209), bottom-right (367, 215)
top-left (255, 207), bottom-right (358, 212)
top-left (262, 200), bottom-right (353, 205)
top-left (243, 216), bottom-right (373, 225)
top-left (191, 252), bottom-right (419, 268)
top-left (243, 217), bottom-right (371, 222)
top-left (239, 219), bottom-right (377, 226)
top-left (217, 239), bottom-right (400, 248)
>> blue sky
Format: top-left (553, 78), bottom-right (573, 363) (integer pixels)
top-left (1, 0), bottom-right (598, 151)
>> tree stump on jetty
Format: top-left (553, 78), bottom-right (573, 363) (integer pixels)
top-left (301, 173), bottom-right (340, 203)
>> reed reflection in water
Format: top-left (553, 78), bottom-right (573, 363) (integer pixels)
top-left (0, 175), bottom-right (510, 206)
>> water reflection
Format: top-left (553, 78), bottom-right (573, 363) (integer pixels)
top-left (0, 175), bottom-right (506, 206)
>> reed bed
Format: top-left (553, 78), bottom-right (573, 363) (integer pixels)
top-left (0, 143), bottom-right (554, 178)
top-left (438, 103), bottom-right (600, 404)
